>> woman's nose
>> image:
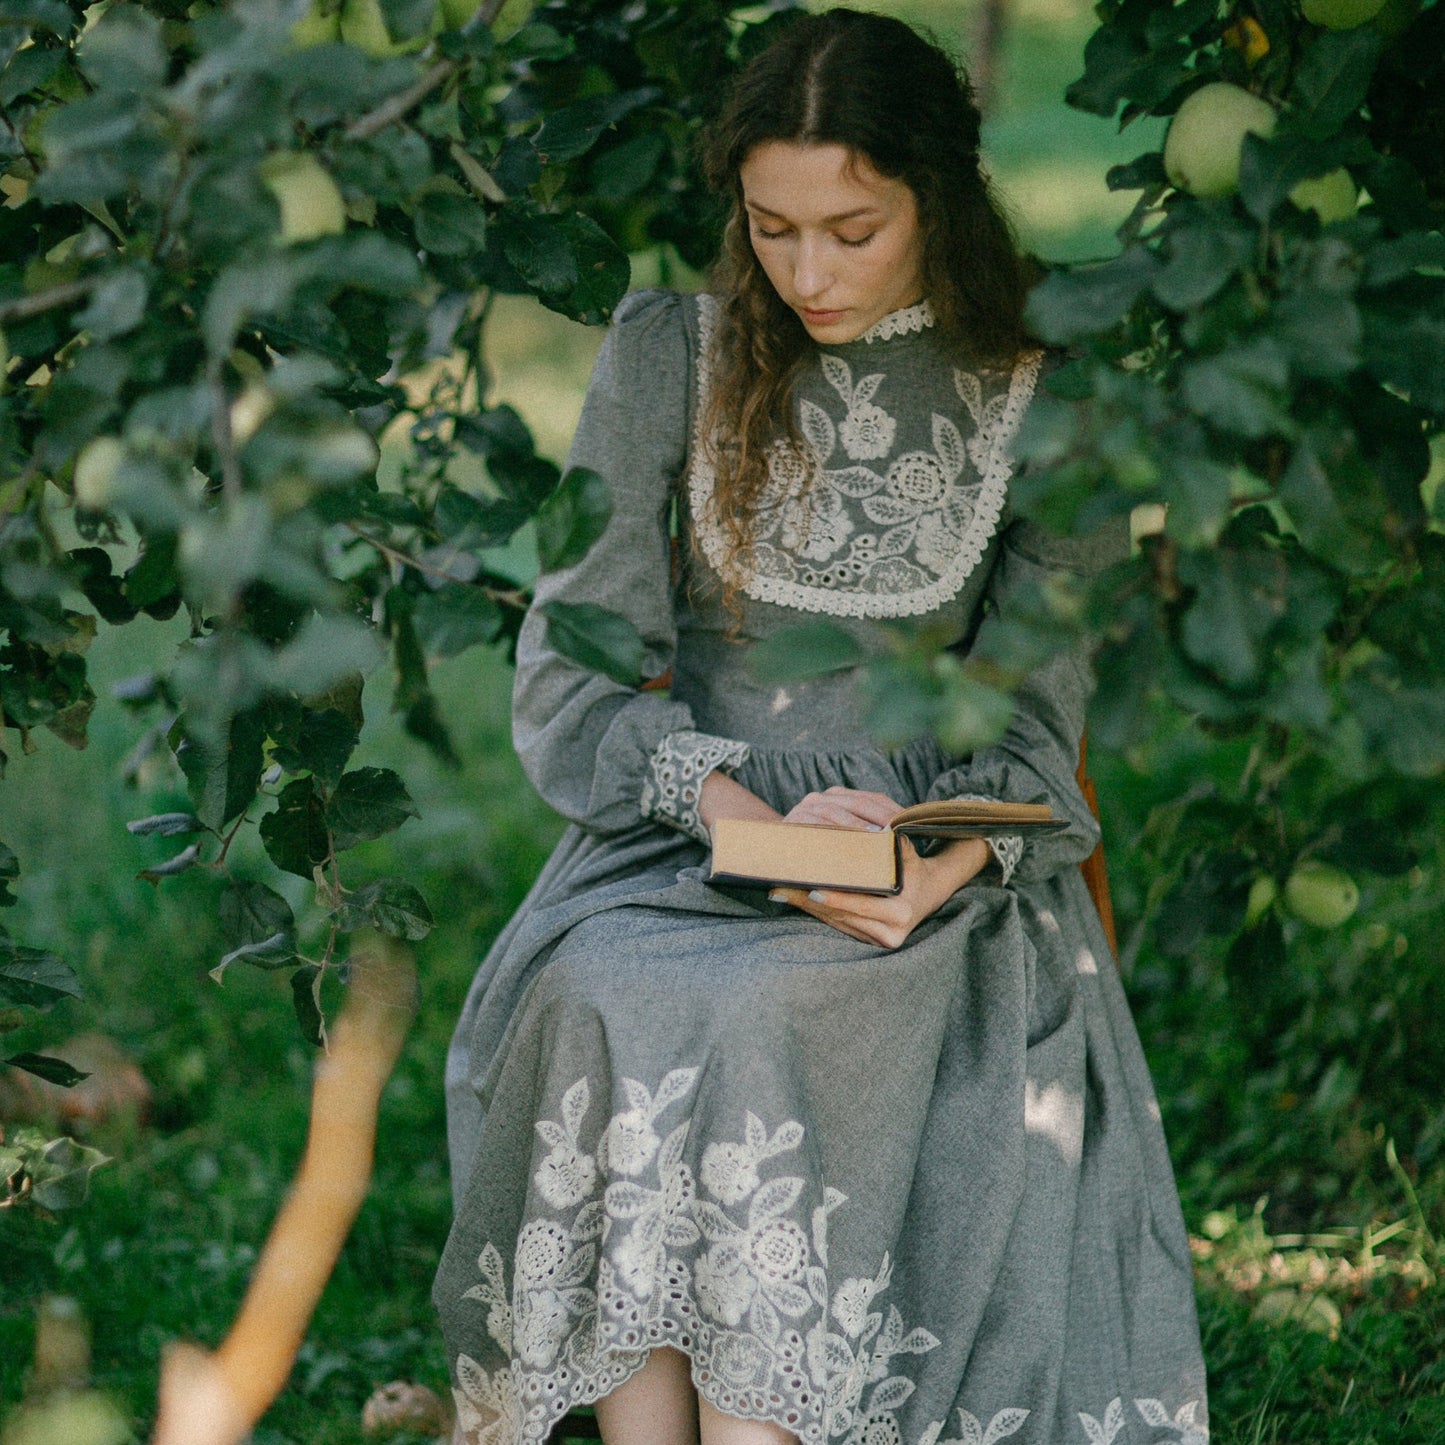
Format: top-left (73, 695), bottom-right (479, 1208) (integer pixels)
top-left (793, 237), bottom-right (833, 300)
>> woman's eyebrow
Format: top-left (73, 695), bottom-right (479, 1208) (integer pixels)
top-left (744, 202), bottom-right (882, 224)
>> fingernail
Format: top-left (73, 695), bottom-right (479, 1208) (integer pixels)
top-left (865, 824), bottom-right (883, 832)
top-left (767, 889), bottom-right (784, 903)
top-left (808, 889), bottom-right (827, 902)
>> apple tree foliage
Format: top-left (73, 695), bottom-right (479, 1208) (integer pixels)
top-left (1012, 0), bottom-right (1445, 1035)
top-left (0, 0), bottom-right (801, 1203)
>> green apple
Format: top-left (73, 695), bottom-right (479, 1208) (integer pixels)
top-left (437, 0), bottom-right (477, 28)
top-left (1283, 860), bottom-right (1359, 928)
top-left (341, 0), bottom-right (397, 54)
top-left (1164, 83), bottom-right (1277, 199)
top-left (489, 0), bottom-right (533, 37)
top-left (1244, 873), bottom-right (1278, 927)
top-left (1289, 168), bottom-right (1358, 224)
top-left (74, 436), bottom-right (125, 509)
top-left (290, 0), bottom-right (340, 46)
top-left (259, 153), bottom-right (347, 244)
top-left (3, 1391), bottom-right (129, 1445)
top-left (229, 383), bottom-right (275, 447)
top-left (340, 0), bottom-right (427, 54)
top-left (1301, 0), bottom-right (1388, 26)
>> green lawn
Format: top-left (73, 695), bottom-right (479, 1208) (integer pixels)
top-left (4, 0), bottom-right (1443, 1442)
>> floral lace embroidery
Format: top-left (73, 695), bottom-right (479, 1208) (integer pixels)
top-left (918, 1407), bottom-right (1029, 1445)
top-left (948, 794), bottom-right (1022, 886)
top-left (987, 835), bottom-right (1023, 886)
top-left (858, 300), bottom-right (936, 344)
top-left (451, 1070), bottom-right (945, 1445)
top-left (1079, 1396), bottom-right (1208, 1445)
top-left (688, 295), bottom-right (1042, 619)
top-left (640, 729), bottom-right (752, 843)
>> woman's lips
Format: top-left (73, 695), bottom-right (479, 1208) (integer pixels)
top-left (799, 307), bottom-right (847, 325)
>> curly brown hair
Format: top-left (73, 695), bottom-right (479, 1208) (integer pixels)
top-left (697, 8), bottom-right (1035, 586)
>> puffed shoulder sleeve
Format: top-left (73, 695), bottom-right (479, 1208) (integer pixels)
top-left (926, 509), bottom-right (1130, 885)
top-left (512, 290), bottom-right (748, 839)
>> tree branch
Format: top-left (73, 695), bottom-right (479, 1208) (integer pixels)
top-left (0, 278), bottom-right (97, 326)
top-left (343, 0), bottom-right (508, 143)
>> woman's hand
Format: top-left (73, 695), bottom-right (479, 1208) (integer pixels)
top-left (769, 835), bottom-right (991, 949)
top-left (783, 786), bottom-right (904, 831)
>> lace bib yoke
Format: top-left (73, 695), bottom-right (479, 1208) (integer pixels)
top-left (669, 296), bottom-right (1041, 752)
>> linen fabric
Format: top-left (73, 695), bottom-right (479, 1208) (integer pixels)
top-left (434, 291), bottom-right (1208, 1445)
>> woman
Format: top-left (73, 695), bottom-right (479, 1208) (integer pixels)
top-left (435, 11), bottom-right (1207, 1444)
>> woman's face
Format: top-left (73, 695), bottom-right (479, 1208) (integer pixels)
top-left (739, 141), bottom-right (926, 345)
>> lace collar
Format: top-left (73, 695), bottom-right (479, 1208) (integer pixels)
top-left (856, 299), bottom-right (935, 345)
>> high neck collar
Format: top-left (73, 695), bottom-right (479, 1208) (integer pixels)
top-left (854, 299), bottom-right (935, 345)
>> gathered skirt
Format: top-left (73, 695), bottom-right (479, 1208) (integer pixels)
top-left (434, 742), bottom-right (1207, 1445)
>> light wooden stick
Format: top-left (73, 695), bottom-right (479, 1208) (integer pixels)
top-left (152, 935), bottom-right (418, 1445)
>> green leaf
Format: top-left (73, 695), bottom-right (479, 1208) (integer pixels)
top-left (1362, 280), bottom-right (1445, 414)
top-left (126, 812), bottom-right (204, 838)
top-left (74, 267), bottom-right (148, 342)
top-left (1177, 546), bottom-right (1282, 689)
top-left (500, 211), bottom-right (578, 294)
top-left (1277, 434), bottom-right (1389, 573)
top-left (326, 767), bottom-right (419, 849)
top-left (260, 776), bottom-right (332, 880)
top-left (173, 707), bottom-right (267, 831)
top-left (1269, 290), bottom-right (1361, 379)
top-left (590, 132), bottom-right (666, 204)
top-left (1155, 850), bottom-right (1252, 957)
top-left (535, 466), bottom-right (613, 572)
top-left (414, 191), bottom-right (489, 256)
top-left (531, 88), bottom-right (659, 165)
top-left (412, 585), bottom-right (503, 658)
top-left (1179, 338), bottom-right (1291, 438)
top-left (745, 621), bottom-right (865, 685)
top-left (28, 1136), bottom-right (110, 1211)
top-left (219, 879), bottom-right (297, 949)
top-left (6, 1052), bottom-right (89, 1087)
top-left (290, 964), bottom-right (326, 1047)
top-left (1157, 447), bottom-right (1232, 546)
top-left (339, 878), bottom-right (434, 940)
top-left (1347, 678), bottom-right (1445, 777)
top-left (1065, 27), bottom-right (1190, 117)
top-left (541, 601), bottom-right (645, 685)
top-left (79, 4), bottom-right (165, 92)
top-left (136, 841), bottom-right (202, 883)
top-left (1290, 29), bottom-right (1385, 140)
top-left (936, 674), bottom-right (1015, 755)
top-left (0, 841), bottom-right (17, 907)
top-left (0, 941), bottom-right (82, 1010)
top-left (211, 931), bottom-right (297, 983)
top-left (1152, 214), bottom-right (1254, 311)
top-left (271, 706), bottom-right (359, 790)
top-left (1024, 249), bottom-right (1159, 344)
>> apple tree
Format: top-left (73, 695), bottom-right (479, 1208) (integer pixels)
top-left (0, 0), bottom-right (801, 1205)
top-left (1006, 0), bottom-right (1445, 1171)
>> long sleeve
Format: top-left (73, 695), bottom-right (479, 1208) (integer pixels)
top-left (512, 290), bottom-right (747, 839)
top-left (925, 510), bottom-right (1130, 886)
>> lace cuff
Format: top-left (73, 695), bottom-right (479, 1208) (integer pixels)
top-left (948, 794), bottom-right (1023, 886)
top-left (640, 730), bottom-right (752, 844)
top-left (987, 834), bottom-right (1023, 886)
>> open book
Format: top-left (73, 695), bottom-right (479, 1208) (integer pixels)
top-left (708, 799), bottom-right (1065, 896)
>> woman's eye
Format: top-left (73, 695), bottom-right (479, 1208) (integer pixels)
top-left (752, 225), bottom-right (790, 241)
top-left (839, 233), bottom-right (877, 249)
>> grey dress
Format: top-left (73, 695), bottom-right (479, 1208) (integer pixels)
top-left (434, 291), bottom-right (1208, 1445)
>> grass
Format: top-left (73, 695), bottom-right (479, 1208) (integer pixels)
top-left (5, 0), bottom-right (1444, 1441)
